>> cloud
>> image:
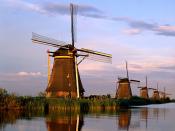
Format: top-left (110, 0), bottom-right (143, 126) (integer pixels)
top-left (5, 0), bottom-right (47, 14)
top-left (5, 0), bottom-right (175, 37)
top-left (0, 72), bottom-right (47, 96)
top-left (155, 25), bottom-right (175, 36)
top-left (158, 65), bottom-right (175, 71)
top-left (0, 71), bottom-right (45, 87)
top-left (43, 2), bottom-right (103, 17)
top-left (113, 17), bottom-right (175, 36)
top-left (128, 20), bottom-right (156, 30)
top-left (115, 56), bottom-right (175, 72)
top-left (112, 17), bottom-right (157, 30)
top-left (123, 28), bottom-right (142, 35)
top-left (79, 62), bottom-right (117, 75)
top-left (158, 25), bottom-right (175, 32)
top-left (4, 0), bottom-right (103, 18)
top-left (17, 71), bottom-right (42, 77)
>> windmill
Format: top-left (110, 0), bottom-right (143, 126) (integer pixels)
top-left (32, 4), bottom-right (112, 98)
top-left (159, 87), bottom-right (171, 100)
top-left (148, 83), bottom-right (160, 100)
top-left (138, 76), bottom-right (149, 99)
top-left (115, 61), bottom-right (140, 99)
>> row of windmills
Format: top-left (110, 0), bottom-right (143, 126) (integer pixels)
top-left (32, 4), bottom-right (170, 100)
top-left (115, 62), bottom-right (171, 100)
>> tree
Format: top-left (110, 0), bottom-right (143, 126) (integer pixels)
top-left (0, 88), bottom-right (7, 97)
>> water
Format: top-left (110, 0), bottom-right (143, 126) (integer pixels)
top-left (1, 103), bottom-right (175, 131)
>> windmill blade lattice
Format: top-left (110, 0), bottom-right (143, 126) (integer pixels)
top-left (138, 87), bottom-right (143, 88)
top-left (77, 48), bottom-right (112, 63)
top-left (159, 91), bottom-right (171, 95)
top-left (148, 88), bottom-right (157, 90)
top-left (32, 32), bottom-right (69, 47)
top-left (130, 79), bottom-right (140, 83)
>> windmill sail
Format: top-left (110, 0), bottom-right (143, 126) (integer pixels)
top-left (148, 87), bottom-right (156, 90)
top-left (130, 79), bottom-right (140, 83)
top-left (77, 48), bottom-right (112, 63)
top-left (32, 33), bottom-right (69, 48)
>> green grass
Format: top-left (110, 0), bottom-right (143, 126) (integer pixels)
top-left (0, 88), bottom-right (172, 113)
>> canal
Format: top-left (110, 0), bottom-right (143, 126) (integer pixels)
top-left (1, 103), bottom-right (175, 131)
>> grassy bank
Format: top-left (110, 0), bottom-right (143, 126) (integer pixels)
top-left (0, 96), bottom-right (172, 112)
top-left (0, 88), bottom-right (172, 112)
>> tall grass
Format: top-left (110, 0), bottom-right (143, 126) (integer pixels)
top-left (0, 88), bottom-right (172, 113)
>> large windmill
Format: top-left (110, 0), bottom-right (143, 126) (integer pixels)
top-left (32, 4), bottom-right (112, 98)
top-left (115, 61), bottom-right (140, 99)
top-left (138, 76), bottom-right (149, 99)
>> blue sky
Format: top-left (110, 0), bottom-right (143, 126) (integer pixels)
top-left (0, 0), bottom-right (175, 98)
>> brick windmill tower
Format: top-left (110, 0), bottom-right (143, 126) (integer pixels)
top-left (149, 83), bottom-right (160, 100)
top-left (32, 4), bottom-right (112, 98)
top-left (115, 61), bottom-right (140, 99)
top-left (138, 76), bottom-right (149, 99)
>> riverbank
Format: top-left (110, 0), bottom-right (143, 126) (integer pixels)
top-left (0, 95), bottom-right (172, 112)
top-left (0, 88), bottom-right (172, 112)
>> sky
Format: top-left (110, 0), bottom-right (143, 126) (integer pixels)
top-left (0, 0), bottom-right (175, 98)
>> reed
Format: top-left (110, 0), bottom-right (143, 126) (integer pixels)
top-left (0, 88), bottom-right (172, 112)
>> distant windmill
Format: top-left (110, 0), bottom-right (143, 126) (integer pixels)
top-left (159, 87), bottom-right (171, 100)
top-left (148, 83), bottom-right (160, 100)
top-left (32, 4), bottom-right (112, 98)
top-left (138, 76), bottom-right (149, 99)
top-left (115, 61), bottom-right (140, 99)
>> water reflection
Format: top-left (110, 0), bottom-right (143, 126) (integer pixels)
top-left (0, 104), bottom-right (175, 131)
top-left (46, 113), bottom-right (84, 131)
top-left (0, 110), bottom-right (45, 130)
top-left (153, 108), bottom-right (159, 120)
top-left (140, 108), bottom-right (148, 128)
top-left (118, 109), bottom-right (131, 130)
top-left (0, 110), bottom-right (20, 129)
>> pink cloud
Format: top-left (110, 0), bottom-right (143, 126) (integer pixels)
top-left (123, 28), bottom-right (142, 35)
top-left (158, 25), bottom-right (175, 32)
top-left (17, 71), bottom-right (42, 77)
top-left (116, 56), bottom-right (175, 72)
top-left (79, 62), bottom-right (110, 72)
top-left (5, 0), bottom-right (46, 14)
